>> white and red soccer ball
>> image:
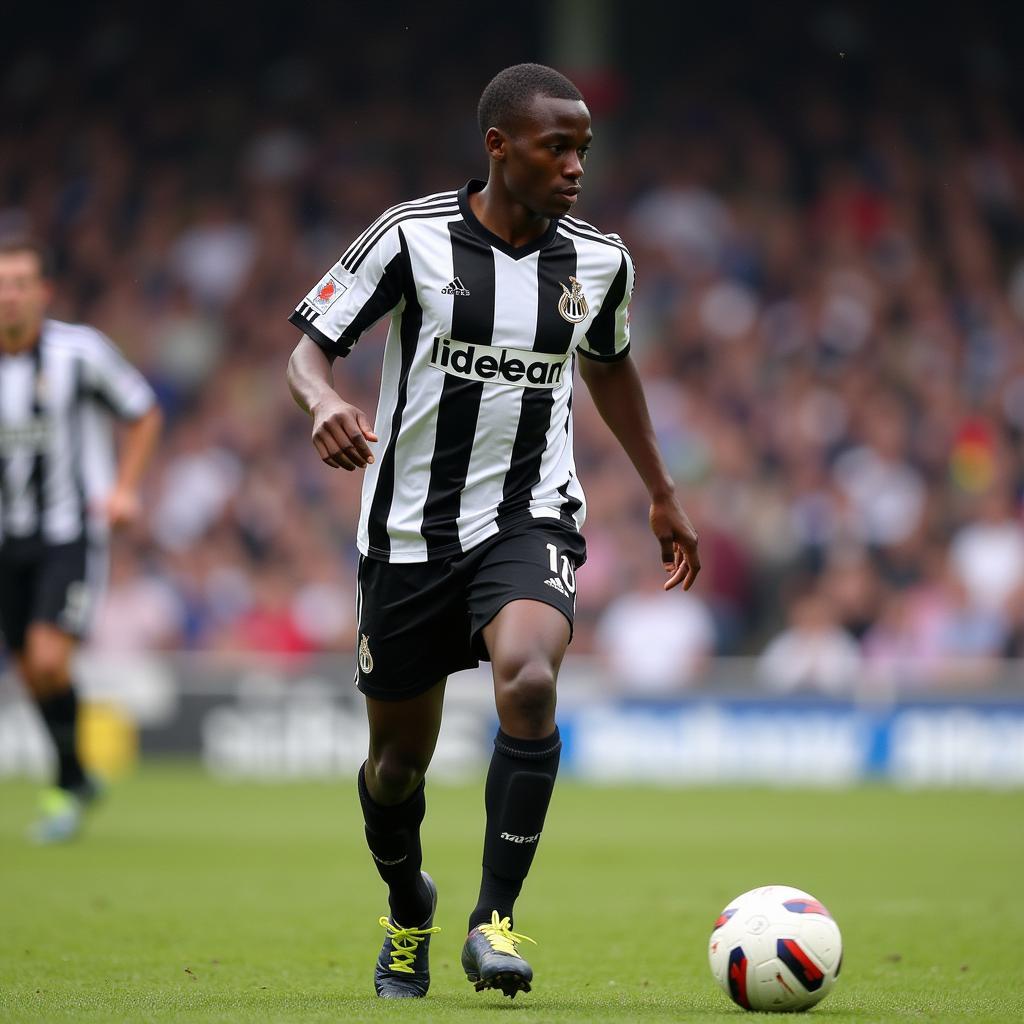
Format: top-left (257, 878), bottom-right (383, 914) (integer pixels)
top-left (708, 885), bottom-right (842, 1012)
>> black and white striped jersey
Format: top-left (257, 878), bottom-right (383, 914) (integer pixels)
top-left (0, 320), bottom-right (156, 546)
top-left (289, 179), bottom-right (634, 564)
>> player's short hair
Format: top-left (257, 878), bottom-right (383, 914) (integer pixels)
top-left (478, 63), bottom-right (584, 136)
top-left (0, 236), bottom-right (53, 278)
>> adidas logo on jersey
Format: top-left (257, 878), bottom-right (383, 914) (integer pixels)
top-left (544, 576), bottom-right (569, 597)
top-left (430, 337), bottom-right (566, 389)
top-left (441, 276), bottom-right (470, 296)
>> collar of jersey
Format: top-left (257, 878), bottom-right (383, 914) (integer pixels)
top-left (458, 179), bottom-right (560, 260)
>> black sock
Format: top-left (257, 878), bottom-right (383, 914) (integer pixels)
top-left (35, 687), bottom-right (87, 792)
top-left (468, 727), bottom-right (561, 932)
top-left (357, 763), bottom-right (432, 926)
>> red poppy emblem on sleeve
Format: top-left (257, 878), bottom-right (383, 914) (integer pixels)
top-left (305, 272), bottom-right (347, 314)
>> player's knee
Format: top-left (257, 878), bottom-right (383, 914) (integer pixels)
top-left (495, 658), bottom-right (557, 733)
top-left (368, 749), bottom-right (427, 804)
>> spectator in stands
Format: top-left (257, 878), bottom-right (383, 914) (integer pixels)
top-left (757, 588), bottom-right (862, 696)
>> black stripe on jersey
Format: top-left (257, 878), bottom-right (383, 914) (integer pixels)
top-left (71, 357), bottom-right (88, 539)
top-left (557, 370), bottom-right (583, 527)
top-left (28, 342), bottom-right (45, 538)
top-left (557, 216), bottom-right (626, 253)
top-left (366, 233), bottom-right (423, 556)
top-left (581, 250), bottom-right (629, 360)
top-left (495, 233), bottom-right (578, 528)
top-left (341, 191), bottom-right (458, 267)
top-left (557, 476), bottom-right (583, 527)
top-left (420, 221), bottom-right (493, 557)
top-left (297, 300), bottom-right (320, 322)
top-left (343, 249), bottom-right (406, 339)
top-left (343, 201), bottom-right (460, 274)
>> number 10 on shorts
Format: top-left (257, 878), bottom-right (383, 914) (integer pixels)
top-left (545, 542), bottom-right (577, 594)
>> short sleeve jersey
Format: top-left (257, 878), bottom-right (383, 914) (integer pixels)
top-left (289, 179), bottom-right (634, 564)
top-left (0, 319), bottom-right (156, 545)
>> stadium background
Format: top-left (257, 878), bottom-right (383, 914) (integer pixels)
top-left (1, 0), bottom-right (1024, 786)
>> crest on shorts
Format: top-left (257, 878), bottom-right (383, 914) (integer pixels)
top-left (557, 276), bottom-right (589, 324)
top-left (358, 633), bottom-right (374, 674)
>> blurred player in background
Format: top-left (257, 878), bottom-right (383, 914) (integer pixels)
top-left (0, 238), bottom-right (162, 843)
top-left (287, 64), bottom-right (699, 999)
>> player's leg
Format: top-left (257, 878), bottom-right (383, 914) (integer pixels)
top-left (353, 554), bottom-right (480, 997)
top-left (1, 540), bottom-right (101, 842)
top-left (476, 598), bottom-right (568, 921)
top-left (21, 622), bottom-right (103, 843)
top-left (459, 526), bottom-right (583, 996)
top-left (21, 623), bottom-right (87, 787)
top-left (362, 685), bottom-right (446, 998)
top-left (362, 683), bottom-right (446, 926)
top-left (461, 598), bottom-right (570, 996)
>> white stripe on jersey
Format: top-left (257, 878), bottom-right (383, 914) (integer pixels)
top-left (290, 180), bottom-right (633, 564)
top-left (457, 249), bottom-right (539, 552)
top-left (0, 320), bottom-right (156, 545)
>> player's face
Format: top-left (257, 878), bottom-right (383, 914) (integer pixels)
top-left (0, 251), bottom-right (51, 349)
top-left (500, 95), bottom-right (592, 217)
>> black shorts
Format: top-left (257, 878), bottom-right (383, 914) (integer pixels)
top-left (354, 521), bottom-right (587, 701)
top-left (0, 537), bottom-right (105, 651)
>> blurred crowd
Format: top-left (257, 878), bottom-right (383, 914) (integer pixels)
top-left (2, 5), bottom-right (1023, 693)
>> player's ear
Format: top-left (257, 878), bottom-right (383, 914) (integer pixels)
top-left (484, 126), bottom-right (508, 162)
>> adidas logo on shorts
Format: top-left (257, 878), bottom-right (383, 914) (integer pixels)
top-left (544, 576), bottom-right (569, 597)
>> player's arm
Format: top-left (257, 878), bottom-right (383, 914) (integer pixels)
top-left (578, 354), bottom-right (700, 591)
top-left (84, 331), bottom-right (163, 527)
top-left (286, 335), bottom-right (377, 471)
top-left (577, 244), bottom-right (699, 590)
top-left (106, 403), bottom-right (163, 526)
top-left (287, 217), bottom-right (409, 471)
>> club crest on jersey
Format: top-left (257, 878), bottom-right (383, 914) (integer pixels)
top-left (358, 634), bottom-right (374, 674)
top-left (308, 273), bottom-right (347, 314)
top-left (558, 276), bottom-right (589, 324)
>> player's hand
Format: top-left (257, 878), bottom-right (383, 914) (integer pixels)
top-left (650, 494), bottom-right (700, 591)
top-left (103, 485), bottom-right (142, 528)
top-left (311, 393), bottom-right (379, 471)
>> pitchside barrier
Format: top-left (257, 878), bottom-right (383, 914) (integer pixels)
top-left (1, 655), bottom-right (1023, 786)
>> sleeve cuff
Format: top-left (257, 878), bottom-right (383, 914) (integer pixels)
top-left (577, 342), bottom-right (631, 364)
top-left (287, 311), bottom-right (352, 359)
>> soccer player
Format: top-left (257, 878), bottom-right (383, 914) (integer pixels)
top-left (286, 63), bottom-right (700, 999)
top-left (0, 238), bottom-right (162, 843)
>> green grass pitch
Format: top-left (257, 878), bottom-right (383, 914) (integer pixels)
top-left (1, 764), bottom-right (1022, 1023)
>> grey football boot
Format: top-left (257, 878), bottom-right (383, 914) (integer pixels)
top-left (461, 911), bottom-right (536, 999)
top-left (374, 872), bottom-right (440, 998)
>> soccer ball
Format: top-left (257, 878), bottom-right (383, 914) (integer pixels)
top-left (708, 885), bottom-right (842, 1012)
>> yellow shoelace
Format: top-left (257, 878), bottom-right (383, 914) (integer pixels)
top-left (477, 911), bottom-right (537, 957)
top-left (40, 788), bottom-right (76, 816)
top-left (378, 916), bottom-right (441, 974)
